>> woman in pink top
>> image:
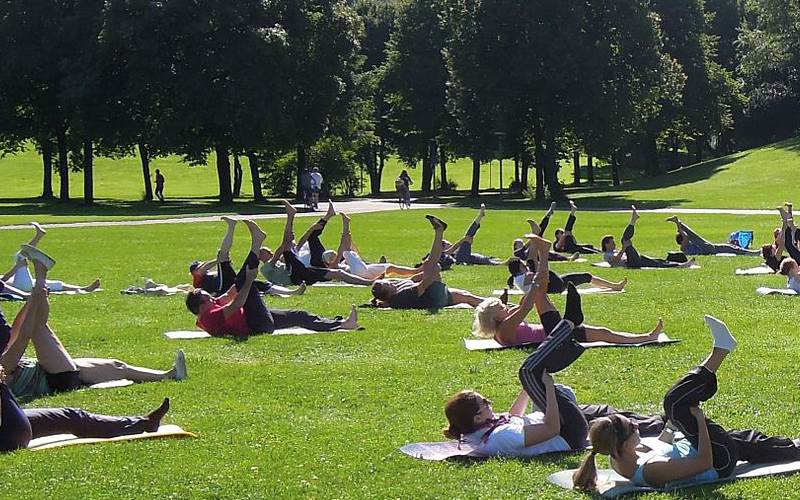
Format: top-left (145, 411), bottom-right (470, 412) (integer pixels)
top-left (473, 236), bottom-right (663, 347)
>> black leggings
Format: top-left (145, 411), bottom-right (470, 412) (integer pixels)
top-left (556, 215), bottom-right (600, 254)
top-left (307, 218), bottom-right (328, 268)
top-left (785, 226), bottom-right (800, 264)
top-left (517, 284), bottom-right (588, 449)
top-left (664, 366), bottom-right (800, 478)
top-left (547, 271), bottom-right (592, 294)
top-left (621, 224), bottom-right (683, 269)
top-left (283, 251), bottom-right (330, 286)
top-left (26, 407), bottom-right (154, 440)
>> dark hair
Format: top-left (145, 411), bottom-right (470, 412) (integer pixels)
top-left (443, 391), bottom-right (481, 439)
top-left (371, 281), bottom-right (394, 301)
top-left (185, 290), bottom-right (204, 314)
top-left (189, 260), bottom-right (202, 274)
top-left (601, 235), bottom-right (614, 252)
top-left (675, 232), bottom-right (685, 245)
top-left (780, 257), bottom-right (797, 276)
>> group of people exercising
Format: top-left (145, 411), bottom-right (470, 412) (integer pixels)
top-left (3, 199), bottom-right (798, 494)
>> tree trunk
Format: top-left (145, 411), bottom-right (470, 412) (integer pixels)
top-left (215, 145), bottom-right (234, 204)
top-left (246, 152), bottom-right (265, 202)
top-left (296, 143), bottom-right (307, 201)
top-left (139, 143), bottom-right (153, 202)
top-left (587, 154), bottom-right (595, 184)
top-left (514, 154), bottom-right (520, 185)
top-left (572, 150), bottom-right (581, 186)
top-left (367, 144), bottom-right (382, 195)
top-left (421, 156), bottom-right (433, 193)
top-left (41, 140), bottom-right (54, 200)
top-left (232, 155), bottom-right (243, 198)
top-left (83, 139), bottom-right (94, 206)
top-left (57, 129), bottom-right (69, 201)
top-left (694, 136), bottom-right (703, 164)
top-left (439, 146), bottom-right (448, 192)
top-left (542, 126), bottom-right (564, 200)
top-left (521, 150), bottom-right (530, 193)
top-left (470, 156), bottom-right (481, 196)
top-left (643, 133), bottom-right (660, 174)
top-left (611, 152), bottom-right (621, 186)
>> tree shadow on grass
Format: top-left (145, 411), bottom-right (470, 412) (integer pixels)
top-left (774, 136), bottom-right (800, 153)
top-left (411, 194), bottom-right (689, 211)
top-left (0, 196), bottom-right (289, 219)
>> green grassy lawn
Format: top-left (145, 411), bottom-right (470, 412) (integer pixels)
top-left (0, 208), bottom-right (797, 498)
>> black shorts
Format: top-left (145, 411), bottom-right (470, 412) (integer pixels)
top-left (283, 251), bottom-right (329, 286)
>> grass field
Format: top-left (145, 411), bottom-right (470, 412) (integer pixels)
top-left (1, 208), bottom-right (798, 498)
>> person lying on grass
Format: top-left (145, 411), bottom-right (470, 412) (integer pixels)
top-left (319, 212), bottom-right (421, 280)
top-left (190, 217), bottom-right (305, 298)
top-left (513, 202), bottom-right (580, 263)
top-left (478, 236), bottom-right (660, 347)
top-left (370, 215), bottom-right (484, 309)
top-left (2, 222), bottom-right (100, 295)
top-left (186, 219), bottom-right (360, 337)
top-left (258, 201), bottom-right (375, 287)
top-left (445, 266), bottom-right (665, 458)
top-left (573, 315), bottom-right (800, 491)
top-left (0, 246), bottom-right (186, 403)
top-left (1, 301), bottom-right (171, 454)
top-left (776, 203), bottom-right (800, 292)
top-left (440, 204), bottom-right (503, 266)
top-left (602, 207), bottom-right (696, 269)
top-left (667, 215), bottom-right (760, 256)
top-left (553, 201), bottom-right (601, 255)
top-left (507, 234), bottom-right (626, 295)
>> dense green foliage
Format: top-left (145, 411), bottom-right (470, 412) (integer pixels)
top-left (0, 0), bottom-right (798, 205)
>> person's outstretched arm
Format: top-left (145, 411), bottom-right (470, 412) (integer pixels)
top-left (223, 267), bottom-right (258, 319)
top-left (522, 371), bottom-right (560, 446)
top-left (509, 389), bottom-right (530, 416)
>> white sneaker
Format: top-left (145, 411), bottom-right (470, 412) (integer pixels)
top-left (174, 350), bottom-right (188, 380)
top-left (704, 315), bottom-right (737, 353)
top-left (19, 244), bottom-right (56, 270)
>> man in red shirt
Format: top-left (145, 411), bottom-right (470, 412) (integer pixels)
top-left (186, 219), bottom-right (359, 337)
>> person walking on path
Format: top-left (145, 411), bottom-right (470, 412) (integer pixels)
top-left (310, 167), bottom-right (323, 210)
top-left (155, 169), bottom-right (165, 203)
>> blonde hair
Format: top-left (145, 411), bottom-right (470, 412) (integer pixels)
top-left (472, 298), bottom-right (505, 338)
top-left (572, 417), bottom-right (623, 491)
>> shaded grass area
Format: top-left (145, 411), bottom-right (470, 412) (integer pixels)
top-left (0, 209), bottom-right (797, 498)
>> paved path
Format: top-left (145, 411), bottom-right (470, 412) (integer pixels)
top-left (0, 200), bottom-right (779, 231)
top-left (0, 199), bottom-right (449, 230)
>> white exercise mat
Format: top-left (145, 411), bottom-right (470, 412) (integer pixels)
top-left (737, 266), bottom-right (775, 275)
top-left (164, 327), bottom-right (355, 339)
top-left (548, 437), bottom-right (800, 497)
top-left (491, 287), bottom-right (624, 297)
top-left (88, 379), bottom-right (135, 389)
top-left (593, 262), bottom-right (700, 270)
top-left (756, 287), bottom-right (798, 296)
top-left (400, 440), bottom-right (586, 461)
top-left (28, 424), bottom-right (194, 451)
top-left (464, 333), bottom-right (677, 351)
top-left (312, 281), bottom-right (367, 287)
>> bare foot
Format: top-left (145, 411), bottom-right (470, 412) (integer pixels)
top-left (630, 205), bottom-right (640, 224)
top-left (545, 201), bottom-right (556, 217)
top-left (340, 305), bottom-right (360, 330)
top-left (294, 282), bottom-right (307, 295)
top-left (83, 278), bottom-right (102, 292)
top-left (145, 398), bottom-right (171, 432)
top-left (340, 212), bottom-right (351, 223)
top-left (242, 219), bottom-right (267, 248)
top-left (31, 222), bottom-right (46, 237)
top-left (282, 199), bottom-right (297, 217)
top-left (479, 203), bottom-right (486, 218)
top-left (569, 200), bottom-right (577, 214)
top-left (324, 200), bottom-right (336, 220)
top-left (665, 215), bottom-right (679, 223)
top-left (526, 219), bottom-right (541, 235)
top-left (220, 215), bottom-right (237, 227)
top-left (425, 214), bottom-right (447, 231)
top-left (611, 277), bottom-right (628, 291)
top-left (651, 318), bottom-right (665, 337)
top-left (526, 234), bottom-right (552, 253)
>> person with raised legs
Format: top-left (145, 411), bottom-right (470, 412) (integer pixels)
top-left (442, 204), bottom-right (503, 266)
top-left (477, 236), bottom-right (659, 347)
top-left (553, 202), bottom-right (601, 254)
top-left (0, 246), bottom-right (186, 403)
top-left (3, 222), bottom-right (100, 294)
top-left (187, 219), bottom-right (360, 337)
top-left (370, 215), bottom-right (485, 309)
top-left (602, 207), bottom-right (696, 269)
top-left (667, 215), bottom-right (760, 256)
top-left (573, 316), bottom-right (800, 491)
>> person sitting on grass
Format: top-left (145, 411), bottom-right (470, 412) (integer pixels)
top-left (602, 207), bottom-right (696, 269)
top-left (320, 213), bottom-right (421, 280)
top-left (186, 219), bottom-right (360, 337)
top-left (370, 215), bottom-right (485, 309)
top-left (259, 201), bottom-right (375, 287)
top-left (553, 202), bottom-right (601, 255)
top-left (190, 217), bottom-right (305, 298)
top-left (572, 316), bottom-right (800, 491)
top-left (0, 246), bottom-right (187, 403)
top-left (667, 216), bottom-right (760, 256)
top-left (479, 236), bottom-right (658, 347)
top-left (444, 267), bottom-right (666, 458)
top-left (441, 204), bottom-right (503, 266)
top-left (3, 222), bottom-right (100, 294)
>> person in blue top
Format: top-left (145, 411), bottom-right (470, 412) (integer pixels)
top-left (573, 315), bottom-right (800, 491)
top-left (667, 216), bottom-right (759, 256)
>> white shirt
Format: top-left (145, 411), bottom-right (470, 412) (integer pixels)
top-left (788, 275), bottom-right (800, 293)
top-left (604, 250), bottom-right (625, 266)
top-left (310, 172), bottom-right (323, 190)
top-left (462, 412), bottom-right (570, 457)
